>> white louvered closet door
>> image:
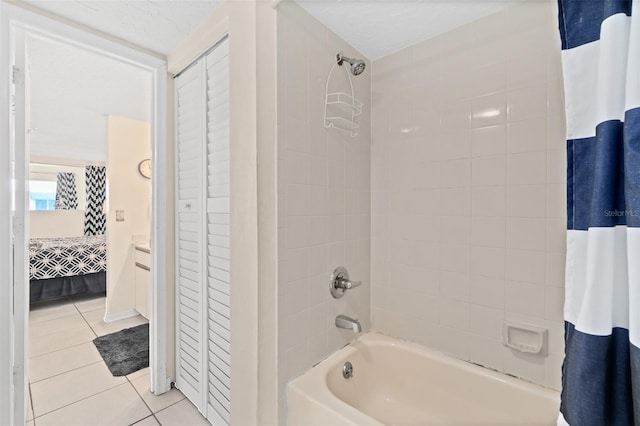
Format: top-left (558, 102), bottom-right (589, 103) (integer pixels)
top-left (175, 61), bottom-right (207, 411)
top-left (204, 40), bottom-right (231, 426)
top-left (175, 36), bottom-right (230, 425)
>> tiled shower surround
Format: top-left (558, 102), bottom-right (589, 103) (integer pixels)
top-left (278, 0), bottom-right (566, 421)
top-left (370, 1), bottom-right (566, 390)
top-left (276, 2), bottom-right (372, 420)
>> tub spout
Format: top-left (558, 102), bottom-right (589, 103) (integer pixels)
top-left (335, 315), bottom-right (362, 333)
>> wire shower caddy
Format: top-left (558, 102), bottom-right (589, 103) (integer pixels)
top-left (324, 52), bottom-right (363, 137)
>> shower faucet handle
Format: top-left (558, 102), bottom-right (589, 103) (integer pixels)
top-left (335, 277), bottom-right (361, 290)
top-left (330, 266), bottom-right (361, 298)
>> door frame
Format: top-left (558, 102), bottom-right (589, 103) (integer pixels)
top-left (0, 3), bottom-right (170, 424)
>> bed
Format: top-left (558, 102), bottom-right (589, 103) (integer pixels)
top-left (29, 235), bottom-right (107, 304)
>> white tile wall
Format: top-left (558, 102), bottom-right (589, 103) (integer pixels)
top-left (370, 0), bottom-right (566, 391)
top-left (277, 2), bottom-right (371, 422)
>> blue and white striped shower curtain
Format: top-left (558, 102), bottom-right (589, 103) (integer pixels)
top-left (558, 0), bottom-right (640, 424)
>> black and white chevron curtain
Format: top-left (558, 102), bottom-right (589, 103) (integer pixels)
top-left (84, 166), bottom-right (106, 236)
top-left (54, 172), bottom-right (77, 210)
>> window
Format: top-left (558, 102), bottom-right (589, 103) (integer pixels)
top-left (29, 180), bottom-right (57, 211)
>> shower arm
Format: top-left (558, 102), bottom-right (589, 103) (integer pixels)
top-left (336, 53), bottom-right (351, 66)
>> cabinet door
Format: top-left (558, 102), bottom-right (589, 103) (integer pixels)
top-left (135, 265), bottom-right (149, 319)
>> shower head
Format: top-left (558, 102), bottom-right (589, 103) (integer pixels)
top-left (337, 53), bottom-right (366, 76)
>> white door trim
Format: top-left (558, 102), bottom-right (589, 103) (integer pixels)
top-left (0, 5), bottom-right (18, 423)
top-left (12, 26), bottom-right (29, 426)
top-left (0, 4), bottom-right (170, 424)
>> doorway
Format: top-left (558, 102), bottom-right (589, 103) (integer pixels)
top-left (26, 35), bottom-right (154, 423)
top-left (0, 4), bottom-right (170, 425)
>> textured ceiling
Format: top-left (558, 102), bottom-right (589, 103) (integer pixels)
top-left (20, 0), bottom-right (522, 163)
top-left (19, 0), bottom-right (520, 61)
top-left (294, 0), bottom-right (524, 60)
top-left (20, 0), bottom-right (222, 55)
top-left (28, 37), bottom-right (151, 162)
top-left (18, 0), bottom-right (525, 61)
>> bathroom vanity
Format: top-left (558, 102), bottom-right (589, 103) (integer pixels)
top-left (134, 243), bottom-right (151, 320)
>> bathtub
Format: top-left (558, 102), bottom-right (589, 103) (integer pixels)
top-left (288, 332), bottom-right (559, 425)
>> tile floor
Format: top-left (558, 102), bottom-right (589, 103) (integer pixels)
top-left (27, 294), bottom-right (209, 426)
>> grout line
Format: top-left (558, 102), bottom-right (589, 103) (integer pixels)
top-left (29, 297), bottom-right (77, 322)
top-left (31, 296), bottom-right (160, 424)
top-left (28, 382), bottom-right (35, 426)
top-left (152, 413), bottom-right (162, 425)
top-left (32, 381), bottom-right (127, 420)
top-left (29, 336), bottom-right (97, 359)
top-left (82, 320), bottom-right (99, 338)
top-left (30, 360), bottom-right (103, 385)
top-left (28, 304), bottom-right (98, 356)
top-left (29, 339), bottom-right (94, 361)
top-left (28, 296), bottom-right (110, 422)
top-left (29, 310), bottom-right (79, 325)
top-left (126, 372), bottom-right (172, 424)
top-left (30, 296), bottom-right (74, 309)
top-left (153, 397), bottom-right (187, 416)
top-left (74, 299), bottom-right (106, 315)
top-left (129, 414), bottom-right (159, 425)
top-left (126, 374), bottom-right (156, 417)
top-left (30, 321), bottom-right (91, 339)
top-left (29, 340), bottom-right (91, 362)
top-left (77, 306), bottom-right (107, 314)
top-left (77, 302), bottom-right (102, 338)
top-left (72, 295), bottom-right (106, 312)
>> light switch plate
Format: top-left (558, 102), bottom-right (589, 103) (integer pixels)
top-left (116, 210), bottom-right (125, 222)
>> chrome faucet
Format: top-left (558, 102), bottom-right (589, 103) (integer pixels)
top-left (330, 266), bottom-right (362, 299)
top-left (335, 315), bottom-right (362, 333)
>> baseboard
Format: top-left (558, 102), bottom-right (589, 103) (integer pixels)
top-left (103, 309), bottom-right (139, 323)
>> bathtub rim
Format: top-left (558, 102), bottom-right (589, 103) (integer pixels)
top-left (287, 331), bottom-right (559, 425)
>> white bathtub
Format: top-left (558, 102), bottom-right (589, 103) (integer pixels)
top-left (288, 332), bottom-right (559, 425)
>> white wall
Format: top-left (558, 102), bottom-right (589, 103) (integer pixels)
top-left (105, 115), bottom-right (151, 318)
top-left (168, 2), bottom-right (267, 423)
top-left (29, 210), bottom-right (84, 238)
top-left (276, 2), bottom-right (371, 422)
top-left (370, 0), bottom-right (566, 390)
top-left (255, 1), bottom-right (279, 424)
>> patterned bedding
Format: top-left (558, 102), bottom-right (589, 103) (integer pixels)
top-left (29, 235), bottom-right (107, 280)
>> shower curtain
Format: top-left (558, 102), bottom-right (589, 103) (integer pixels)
top-left (84, 165), bottom-right (106, 236)
top-left (558, 0), bottom-right (640, 424)
top-left (54, 172), bottom-right (77, 210)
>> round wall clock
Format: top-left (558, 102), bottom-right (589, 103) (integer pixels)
top-left (138, 159), bottom-right (151, 179)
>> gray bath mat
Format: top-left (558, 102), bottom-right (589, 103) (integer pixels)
top-left (93, 323), bottom-right (149, 376)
